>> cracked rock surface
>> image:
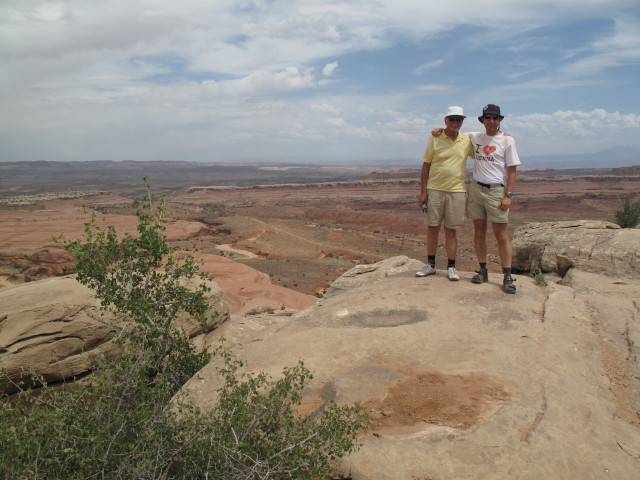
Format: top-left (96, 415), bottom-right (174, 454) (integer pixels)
top-left (511, 220), bottom-right (639, 278)
top-left (0, 276), bottom-right (229, 393)
top-left (184, 249), bottom-right (640, 480)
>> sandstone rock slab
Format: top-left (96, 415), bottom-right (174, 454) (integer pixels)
top-left (183, 257), bottom-right (640, 480)
top-left (0, 276), bottom-right (229, 393)
top-left (324, 255), bottom-right (424, 298)
top-left (511, 220), bottom-right (639, 278)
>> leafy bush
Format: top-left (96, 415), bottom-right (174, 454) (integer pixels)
top-left (614, 196), bottom-right (640, 228)
top-left (1, 179), bottom-right (365, 480)
top-left (59, 177), bottom-right (213, 390)
top-left (529, 266), bottom-right (548, 286)
top-left (182, 350), bottom-right (365, 479)
top-left (1, 346), bottom-right (364, 480)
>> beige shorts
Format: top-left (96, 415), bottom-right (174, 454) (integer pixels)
top-left (425, 189), bottom-right (466, 229)
top-left (466, 180), bottom-right (510, 224)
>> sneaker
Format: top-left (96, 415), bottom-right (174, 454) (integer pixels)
top-left (471, 268), bottom-right (488, 284)
top-left (416, 264), bottom-right (436, 277)
top-left (447, 267), bottom-right (459, 281)
top-left (503, 275), bottom-right (517, 294)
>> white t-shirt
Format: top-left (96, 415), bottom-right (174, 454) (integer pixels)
top-left (468, 132), bottom-right (521, 185)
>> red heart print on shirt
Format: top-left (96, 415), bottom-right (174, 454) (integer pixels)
top-left (483, 145), bottom-right (496, 155)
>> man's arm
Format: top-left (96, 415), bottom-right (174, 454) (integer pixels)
top-left (430, 128), bottom-right (511, 137)
top-left (419, 162), bottom-right (431, 206)
top-left (499, 165), bottom-right (517, 210)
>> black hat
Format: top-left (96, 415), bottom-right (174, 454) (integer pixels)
top-left (478, 104), bottom-right (504, 122)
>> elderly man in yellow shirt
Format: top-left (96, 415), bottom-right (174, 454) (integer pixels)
top-left (416, 106), bottom-right (474, 281)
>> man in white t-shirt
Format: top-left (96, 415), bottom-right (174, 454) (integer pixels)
top-left (466, 104), bottom-right (521, 294)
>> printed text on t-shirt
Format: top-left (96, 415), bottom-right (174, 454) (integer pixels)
top-left (475, 143), bottom-right (497, 163)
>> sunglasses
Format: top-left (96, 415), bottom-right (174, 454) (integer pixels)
top-left (483, 116), bottom-right (500, 120)
top-left (447, 117), bottom-right (464, 123)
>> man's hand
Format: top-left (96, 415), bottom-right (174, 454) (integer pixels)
top-left (498, 196), bottom-right (512, 210)
top-left (431, 127), bottom-right (443, 137)
top-left (418, 191), bottom-right (428, 207)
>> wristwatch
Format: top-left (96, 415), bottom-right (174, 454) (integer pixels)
top-left (505, 192), bottom-right (513, 198)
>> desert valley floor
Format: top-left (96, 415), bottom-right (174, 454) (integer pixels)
top-left (1, 163), bottom-right (638, 301)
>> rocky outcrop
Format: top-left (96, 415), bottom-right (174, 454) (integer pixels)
top-left (189, 252), bottom-right (318, 316)
top-left (324, 255), bottom-right (423, 298)
top-left (182, 224), bottom-right (640, 479)
top-left (0, 202), bottom-right (221, 283)
top-left (3, 220), bottom-right (640, 478)
top-left (0, 276), bottom-right (229, 393)
top-left (609, 166), bottom-right (640, 175)
top-left (559, 268), bottom-right (640, 422)
top-left (0, 245), bottom-right (77, 277)
top-left (0, 191), bottom-right (111, 206)
top-left (511, 220), bottom-right (639, 278)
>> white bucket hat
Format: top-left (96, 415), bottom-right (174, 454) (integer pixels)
top-left (445, 106), bottom-right (465, 118)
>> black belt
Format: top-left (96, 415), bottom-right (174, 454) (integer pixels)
top-left (476, 180), bottom-right (504, 189)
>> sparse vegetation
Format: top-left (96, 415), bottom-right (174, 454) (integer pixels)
top-left (614, 195), bottom-right (640, 228)
top-left (246, 307), bottom-right (276, 315)
top-left (1, 179), bottom-right (365, 480)
top-left (529, 266), bottom-right (548, 286)
top-left (201, 202), bottom-right (227, 215)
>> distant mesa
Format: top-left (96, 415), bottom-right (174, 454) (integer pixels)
top-left (608, 165), bottom-right (640, 176)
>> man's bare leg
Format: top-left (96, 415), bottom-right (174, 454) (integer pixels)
top-left (443, 226), bottom-right (457, 261)
top-left (444, 226), bottom-right (460, 281)
top-left (492, 222), bottom-right (516, 293)
top-left (471, 219), bottom-right (489, 284)
top-left (416, 225), bottom-right (441, 277)
top-left (427, 225), bottom-right (440, 257)
top-left (492, 222), bottom-right (512, 269)
top-left (473, 219), bottom-right (488, 263)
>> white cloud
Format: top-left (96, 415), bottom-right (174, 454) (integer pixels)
top-left (324, 117), bottom-right (346, 126)
top-left (414, 60), bottom-right (444, 75)
top-left (505, 108), bottom-right (640, 154)
top-left (562, 18), bottom-right (640, 77)
top-left (311, 103), bottom-right (341, 114)
top-left (202, 67), bottom-right (319, 96)
top-left (0, 0), bottom-right (639, 163)
top-left (500, 16), bottom-right (640, 92)
top-left (415, 84), bottom-right (451, 91)
top-left (322, 61), bottom-right (339, 76)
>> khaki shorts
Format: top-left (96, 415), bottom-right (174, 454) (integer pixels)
top-left (466, 180), bottom-right (510, 223)
top-left (425, 189), bottom-right (466, 229)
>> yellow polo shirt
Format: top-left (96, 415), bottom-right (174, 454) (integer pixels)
top-left (422, 132), bottom-right (474, 192)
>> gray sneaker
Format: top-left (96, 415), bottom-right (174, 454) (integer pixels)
top-left (447, 267), bottom-right (459, 281)
top-left (416, 264), bottom-right (436, 277)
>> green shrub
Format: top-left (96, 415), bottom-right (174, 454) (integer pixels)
top-left (1, 346), bottom-right (364, 480)
top-left (614, 196), bottom-right (640, 228)
top-left (529, 266), bottom-right (548, 286)
top-left (1, 178), bottom-right (365, 480)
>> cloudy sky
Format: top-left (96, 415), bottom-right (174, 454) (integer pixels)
top-left (1, 0), bottom-right (639, 165)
